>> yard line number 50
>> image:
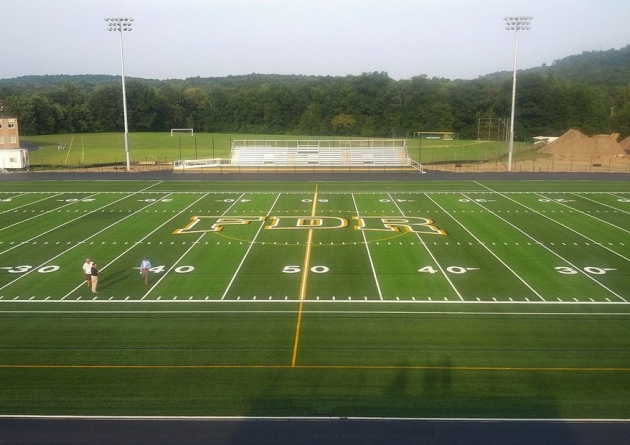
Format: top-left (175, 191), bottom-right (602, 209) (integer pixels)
top-left (283, 265), bottom-right (330, 274)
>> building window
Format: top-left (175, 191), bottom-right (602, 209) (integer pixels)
top-left (0, 122), bottom-right (3, 129)
top-left (0, 137), bottom-right (3, 144)
top-left (10, 136), bottom-right (17, 143)
top-left (8, 122), bottom-right (15, 129)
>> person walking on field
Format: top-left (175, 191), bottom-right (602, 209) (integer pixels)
top-left (90, 262), bottom-right (99, 293)
top-left (82, 258), bottom-right (93, 288)
top-left (140, 257), bottom-right (151, 286)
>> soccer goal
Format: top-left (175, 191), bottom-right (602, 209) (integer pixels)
top-left (171, 128), bottom-right (194, 137)
top-left (477, 118), bottom-right (509, 141)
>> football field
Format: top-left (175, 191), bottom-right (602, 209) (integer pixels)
top-left (1, 178), bottom-right (630, 418)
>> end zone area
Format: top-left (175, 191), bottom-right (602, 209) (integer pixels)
top-left (1, 179), bottom-right (630, 418)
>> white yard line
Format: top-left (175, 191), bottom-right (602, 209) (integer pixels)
top-left (575, 193), bottom-right (630, 214)
top-left (388, 193), bottom-right (464, 301)
top-left (0, 183), bottom-right (166, 256)
top-left (462, 193), bottom-right (627, 302)
top-left (535, 193), bottom-right (630, 235)
top-left (0, 192), bottom-right (65, 215)
top-left (140, 193), bottom-right (245, 301)
top-left (0, 193), bottom-right (102, 233)
top-left (141, 233), bottom-right (207, 300)
top-left (424, 193), bottom-right (545, 301)
top-left (608, 191), bottom-right (630, 198)
top-left (505, 193), bottom-right (630, 263)
top-left (2, 310), bottom-right (630, 316)
top-left (61, 193), bottom-right (208, 300)
top-left (2, 296), bottom-right (629, 305)
top-left (351, 193), bottom-right (383, 300)
top-left (143, 181), bottom-right (164, 190)
top-left (0, 193), bottom-right (126, 257)
top-left (472, 181), bottom-right (495, 192)
top-left (141, 193), bottom-right (248, 300)
top-left (0, 192), bottom-right (30, 197)
top-left (0, 195), bottom-right (172, 293)
top-left (220, 193), bottom-right (281, 300)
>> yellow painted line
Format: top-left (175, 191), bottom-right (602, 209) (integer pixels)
top-left (292, 185), bottom-right (318, 367)
top-left (1, 364), bottom-right (630, 372)
top-left (291, 301), bottom-right (305, 367)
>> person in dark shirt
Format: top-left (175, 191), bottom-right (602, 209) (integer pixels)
top-left (91, 263), bottom-right (98, 293)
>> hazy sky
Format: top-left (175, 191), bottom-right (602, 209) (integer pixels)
top-left (2, 0), bottom-right (629, 81)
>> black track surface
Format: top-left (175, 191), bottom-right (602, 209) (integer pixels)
top-left (1, 170), bottom-right (629, 182)
top-left (1, 417), bottom-right (630, 445)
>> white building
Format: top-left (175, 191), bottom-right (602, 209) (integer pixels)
top-left (0, 149), bottom-right (29, 170)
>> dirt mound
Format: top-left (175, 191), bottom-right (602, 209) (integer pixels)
top-left (539, 129), bottom-right (626, 158)
top-left (620, 136), bottom-right (630, 151)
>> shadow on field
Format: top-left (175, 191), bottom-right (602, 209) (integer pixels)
top-left (421, 357), bottom-right (454, 396)
top-left (101, 266), bottom-right (136, 288)
top-left (233, 362), bottom-right (571, 420)
top-left (200, 364), bottom-right (584, 444)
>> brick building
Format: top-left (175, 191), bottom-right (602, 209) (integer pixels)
top-left (0, 116), bottom-right (20, 149)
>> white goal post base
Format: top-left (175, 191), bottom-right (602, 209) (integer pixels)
top-left (171, 129), bottom-right (194, 137)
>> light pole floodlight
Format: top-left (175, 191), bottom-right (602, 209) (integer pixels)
top-left (105, 16), bottom-right (134, 171)
top-left (504, 16), bottom-right (532, 172)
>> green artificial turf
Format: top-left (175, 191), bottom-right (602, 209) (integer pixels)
top-left (0, 180), bottom-right (629, 418)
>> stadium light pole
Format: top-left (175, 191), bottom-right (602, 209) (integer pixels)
top-left (504, 16), bottom-right (532, 171)
top-left (105, 17), bottom-right (134, 171)
top-left (418, 134), bottom-right (423, 173)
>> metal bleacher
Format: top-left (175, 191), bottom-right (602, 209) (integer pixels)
top-left (230, 140), bottom-right (411, 167)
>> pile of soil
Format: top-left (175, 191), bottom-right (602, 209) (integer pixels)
top-left (620, 136), bottom-right (630, 153)
top-left (539, 129), bottom-right (626, 158)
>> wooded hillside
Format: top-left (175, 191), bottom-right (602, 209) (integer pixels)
top-left (1, 45), bottom-right (628, 139)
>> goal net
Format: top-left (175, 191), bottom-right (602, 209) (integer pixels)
top-left (171, 128), bottom-right (194, 137)
top-left (477, 118), bottom-right (509, 141)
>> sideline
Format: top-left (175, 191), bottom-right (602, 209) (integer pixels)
top-left (2, 364), bottom-right (630, 372)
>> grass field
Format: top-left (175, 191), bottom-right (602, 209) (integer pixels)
top-left (21, 132), bottom-right (526, 167)
top-left (1, 179), bottom-right (630, 418)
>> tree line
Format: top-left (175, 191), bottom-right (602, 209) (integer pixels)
top-left (1, 45), bottom-right (629, 140)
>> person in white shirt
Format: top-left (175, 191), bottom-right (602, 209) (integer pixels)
top-left (82, 258), bottom-right (93, 288)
